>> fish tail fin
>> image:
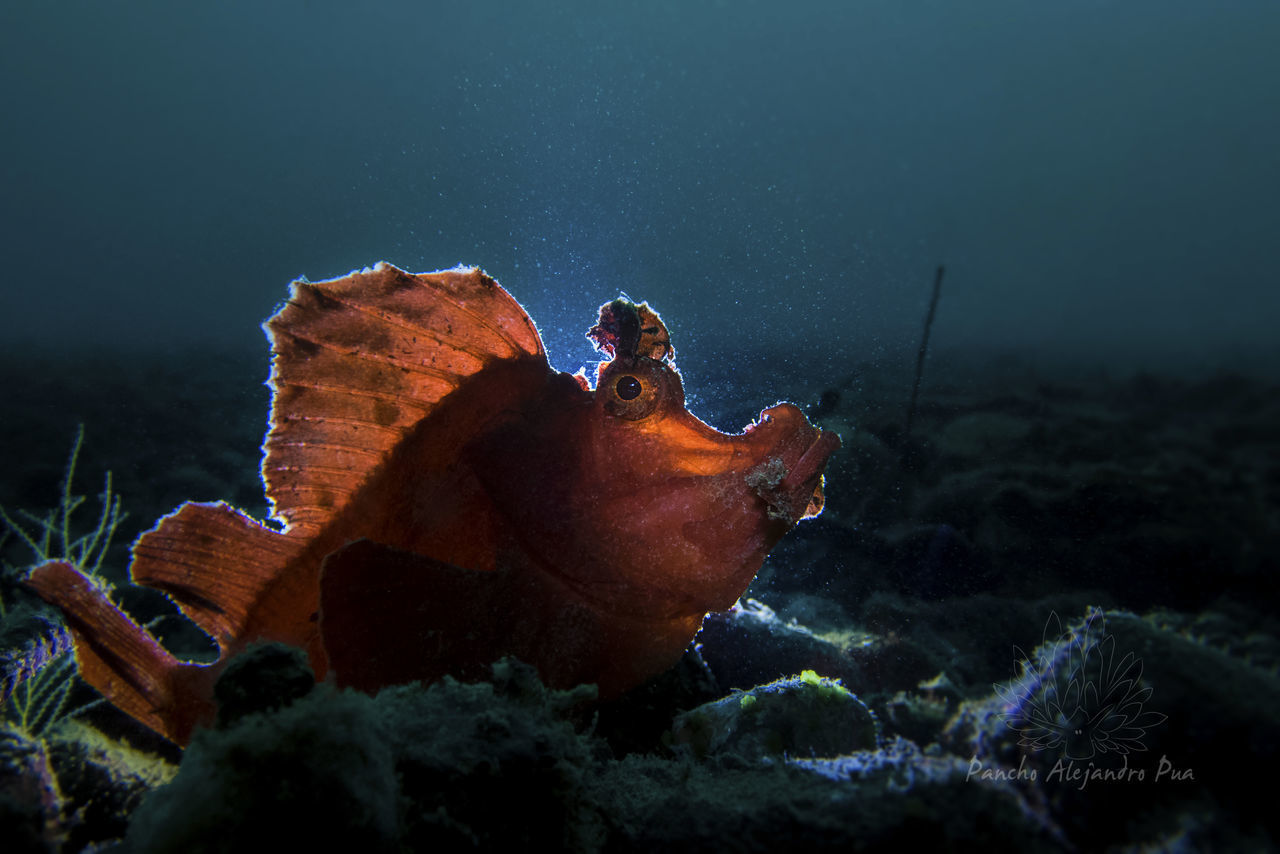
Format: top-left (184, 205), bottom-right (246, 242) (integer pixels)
top-left (24, 560), bottom-right (215, 744)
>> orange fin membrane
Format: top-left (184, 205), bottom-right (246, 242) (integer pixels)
top-left (262, 263), bottom-right (546, 537)
top-left (24, 561), bottom-right (213, 744)
top-left (130, 500), bottom-right (303, 650)
top-left (319, 540), bottom-right (509, 692)
top-left (25, 502), bottom-right (301, 744)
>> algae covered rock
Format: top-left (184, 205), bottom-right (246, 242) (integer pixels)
top-left (670, 669), bottom-right (878, 759)
top-left (46, 720), bottom-right (177, 851)
top-left (597, 739), bottom-right (1065, 853)
top-left (944, 607), bottom-right (1280, 851)
top-left (0, 722), bottom-right (63, 853)
top-left (697, 598), bottom-right (866, 690)
top-left (211, 641), bottom-right (315, 728)
top-left (126, 685), bottom-right (401, 853)
top-left (125, 656), bottom-right (601, 853)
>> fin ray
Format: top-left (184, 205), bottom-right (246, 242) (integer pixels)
top-left (24, 561), bottom-right (215, 744)
top-left (262, 263), bottom-right (546, 535)
top-left (130, 501), bottom-right (302, 647)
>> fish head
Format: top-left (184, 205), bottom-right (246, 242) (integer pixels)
top-left (530, 298), bottom-right (841, 622)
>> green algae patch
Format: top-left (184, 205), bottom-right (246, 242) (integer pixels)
top-left (670, 671), bottom-right (879, 760)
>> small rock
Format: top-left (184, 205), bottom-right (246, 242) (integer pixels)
top-left (670, 670), bottom-right (878, 760)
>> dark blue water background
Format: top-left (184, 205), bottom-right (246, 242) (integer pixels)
top-left (3, 1), bottom-right (1277, 382)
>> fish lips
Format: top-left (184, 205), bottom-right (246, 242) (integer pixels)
top-left (785, 429), bottom-right (841, 519)
top-left (744, 404), bottom-right (841, 523)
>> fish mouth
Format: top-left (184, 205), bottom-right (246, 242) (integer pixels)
top-left (745, 405), bottom-right (841, 523)
top-left (780, 429), bottom-right (841, 502)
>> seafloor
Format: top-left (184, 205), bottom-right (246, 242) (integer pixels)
top-left (1, 344), bottom-right (1277, 852)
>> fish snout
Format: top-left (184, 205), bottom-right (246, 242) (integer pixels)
top-left (744, 403), bottom-right (841, 523)
top-left (756, 401), bottom-right (807, 429)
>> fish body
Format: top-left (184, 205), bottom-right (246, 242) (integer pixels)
top-left (26, 264), bottom-right (839, 745)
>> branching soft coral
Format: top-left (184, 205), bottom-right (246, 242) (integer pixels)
top-left (0, 425), bottom-right (120, 737)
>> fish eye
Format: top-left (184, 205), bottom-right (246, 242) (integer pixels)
top-left (601, 360), bottom-right (677, 421)
top-left (616, 375), bottom-right (642, 400)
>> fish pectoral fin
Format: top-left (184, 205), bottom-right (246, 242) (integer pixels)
top-left (318, 540), bottom-right (509, 693)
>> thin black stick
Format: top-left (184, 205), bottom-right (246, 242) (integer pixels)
top-left (905, 265), bottom-right (945, 438)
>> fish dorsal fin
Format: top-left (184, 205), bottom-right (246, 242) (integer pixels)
top-left (262, 263), bottom-right (546, 534)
